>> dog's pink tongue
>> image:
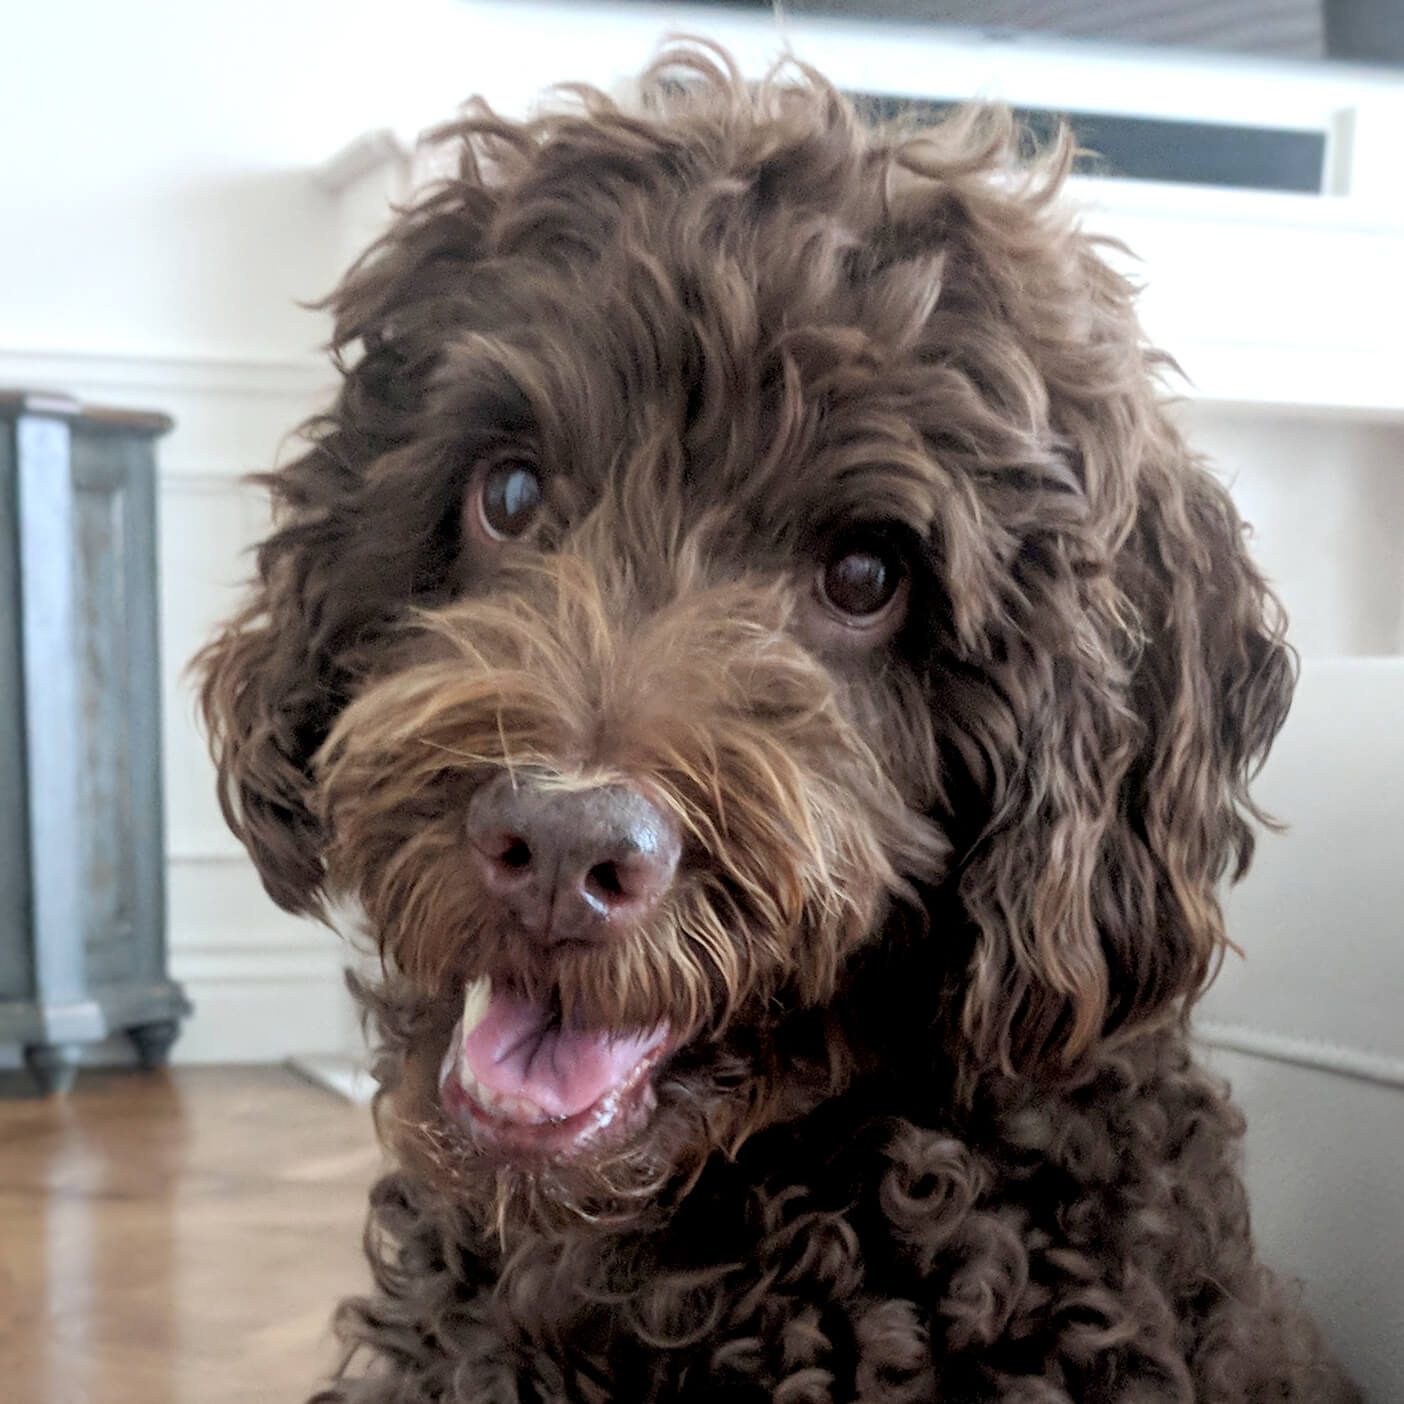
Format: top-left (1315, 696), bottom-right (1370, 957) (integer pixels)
top-left (461, 993), bottom-right (662, 1122)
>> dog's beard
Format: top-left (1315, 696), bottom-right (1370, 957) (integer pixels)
top-left (318, 561), bottom-right (947, 1218)
top-left (358, 964), bottom-right (841, 1233)
top-left (344, 814), bottom-right (903, 1203)
top-left (424, 891), bottom-right (746, 1172)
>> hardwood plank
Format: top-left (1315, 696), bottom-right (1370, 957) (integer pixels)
top-left (0, 1066), bottom-right (381, 1403)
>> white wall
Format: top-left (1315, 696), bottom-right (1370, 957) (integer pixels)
top-left (1182, 409), bottom-right (1404, 656)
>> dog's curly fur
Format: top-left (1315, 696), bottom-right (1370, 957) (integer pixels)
top-left (198, 47), bottom-right (1355, 1403)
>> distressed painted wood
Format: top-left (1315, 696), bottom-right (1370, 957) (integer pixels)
top-left (0, 392), bottom-right (190, 1092)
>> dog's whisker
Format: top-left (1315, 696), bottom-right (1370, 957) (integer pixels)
top-left (413, 736), bottom-right (499, 766)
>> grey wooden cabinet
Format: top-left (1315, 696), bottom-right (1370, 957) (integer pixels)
top-left (1, 391), bottom-right (189, 1094)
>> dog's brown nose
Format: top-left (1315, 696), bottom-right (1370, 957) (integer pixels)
top-left (466, 774), bottom-right (680, 943)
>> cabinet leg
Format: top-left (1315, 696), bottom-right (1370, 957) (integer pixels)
top-left (128, 1019), bottom-right (180, 1070)
top-left (23, 1043), bottom-right (83, 1096)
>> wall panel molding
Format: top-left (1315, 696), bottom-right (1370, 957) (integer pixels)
top-left (0, 346), bottom-right (329, 398)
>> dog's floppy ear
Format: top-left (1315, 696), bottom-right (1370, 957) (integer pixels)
top-left (194, 405), bottom-right (428, 915)
top-left (196, 117), bottom-right (518, 914)
top-left (949, 392), bottom-right (1294, 1078)
top-left (886, 121), bottom-right (1295, 1078)
top-left (197, 552), bottom-right (339, 915)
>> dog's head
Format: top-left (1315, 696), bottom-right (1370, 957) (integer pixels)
top-left (198, 48), bottom-right (1291, 1205)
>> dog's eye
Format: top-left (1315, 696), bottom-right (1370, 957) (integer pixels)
top-left (819, 538), bottom-right (906, 618)
top-left (476, 460), bottom-right (543, 541)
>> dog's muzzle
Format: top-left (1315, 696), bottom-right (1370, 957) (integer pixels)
top-left (441, 772), bottom-right (682, 1160)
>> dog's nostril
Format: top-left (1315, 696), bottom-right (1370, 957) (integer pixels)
top-left (499, 837), bottom-right (532, 870)
top-left (586, 861), bottom-right (625, 901)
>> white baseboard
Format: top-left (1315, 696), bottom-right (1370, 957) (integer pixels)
top-left (288, 1053), bottom-right (377, 1105)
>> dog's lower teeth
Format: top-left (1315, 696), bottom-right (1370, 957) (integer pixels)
top-left (457, 1067), bottom-right (552, 1126)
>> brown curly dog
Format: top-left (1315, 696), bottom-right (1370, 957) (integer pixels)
top-left (198, 45), bottom-right (1357, 1404)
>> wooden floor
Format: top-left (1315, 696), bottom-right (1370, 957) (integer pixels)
top-left (0, 1065), bottom-right (383, 1404)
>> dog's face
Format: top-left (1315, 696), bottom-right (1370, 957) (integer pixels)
top-left (199, 51), bottom-right (1292, 1204)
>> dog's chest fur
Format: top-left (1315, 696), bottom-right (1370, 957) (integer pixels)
top-left (351, 1031), bottom-right (1271, 1404)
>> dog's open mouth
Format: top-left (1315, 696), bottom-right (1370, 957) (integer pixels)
top-left (438, 977), bottom-right (672, 1160)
